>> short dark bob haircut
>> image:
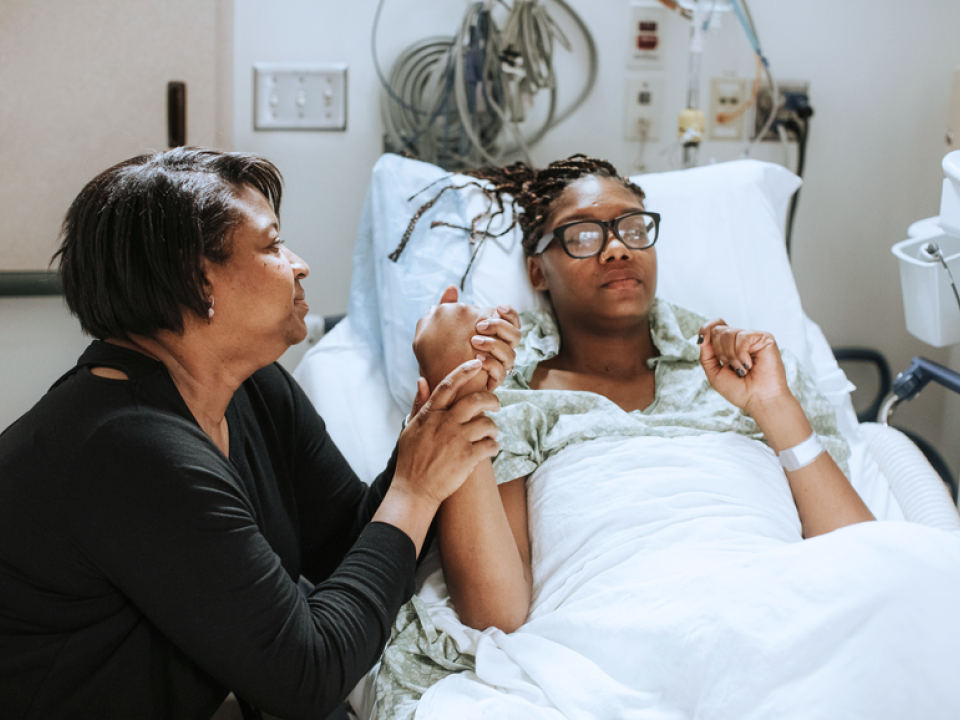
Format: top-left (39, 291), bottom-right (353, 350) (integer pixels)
top-left (53, 147), bottom-right (283, 339)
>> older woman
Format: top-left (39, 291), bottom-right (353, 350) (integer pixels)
top-left (0, 148), bottom-right (519, 719)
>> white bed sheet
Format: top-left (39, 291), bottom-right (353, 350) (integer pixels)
top-left (407, 434), bottom-right (960, 720)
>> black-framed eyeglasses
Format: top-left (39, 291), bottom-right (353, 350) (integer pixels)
top-left (533, 211), bottom-right (660, 258)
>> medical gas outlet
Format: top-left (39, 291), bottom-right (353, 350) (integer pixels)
top-left (707, 77), bottom-right (747, 141)
top-left (623, 74), bottom-right (664, 142)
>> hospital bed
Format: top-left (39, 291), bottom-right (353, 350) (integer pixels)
top-left (294, 154), bottom-right (960, 718)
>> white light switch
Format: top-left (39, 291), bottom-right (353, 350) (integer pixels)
top-left (254, 63), bottom-right (347, 131)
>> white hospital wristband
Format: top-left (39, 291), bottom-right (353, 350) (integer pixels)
top-left (777, 431), bottom-right (825, 472)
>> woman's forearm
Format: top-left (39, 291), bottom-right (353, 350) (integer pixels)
top-left (372, 481), bottom-right (441, 557)
top-left (750, 395), bottom-right (875, 538)
top-left (438, 462), bottom-right (531, 632)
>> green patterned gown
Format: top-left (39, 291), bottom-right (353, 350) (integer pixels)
top-left (372, 298), bottom-right (848, 720)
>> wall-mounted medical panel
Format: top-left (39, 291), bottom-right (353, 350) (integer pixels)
top-left (626, 1), bottom-right (666, 69)
top-left (623, 73), bottom-right (664, 142)
top-left (253, 63), bottom-right (347, 131)
top-left (707, 76), bottom-right (747, 141)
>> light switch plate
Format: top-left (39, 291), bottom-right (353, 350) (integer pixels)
top-left (254, 63), bottom-right (347, 131)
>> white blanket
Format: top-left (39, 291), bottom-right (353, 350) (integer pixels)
top-left (410, 433), bottom-right (960, 719)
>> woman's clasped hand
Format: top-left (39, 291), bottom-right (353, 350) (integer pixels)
top-left (396, 288), bottom-right (521, 505)
top-left (395, 285), bottom-right (522, 507)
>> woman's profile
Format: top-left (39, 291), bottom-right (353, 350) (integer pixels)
top-left (0, 147), bottom-right (521, 719)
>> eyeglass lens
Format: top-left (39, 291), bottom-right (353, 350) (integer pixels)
top-left (560, 214), bottom-right (656, 257)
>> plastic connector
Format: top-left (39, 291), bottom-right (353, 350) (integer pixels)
top-left (892, 356), bottom-right (960, 402)
top-left (754, 83), bottom-right (812, 141)
top-left (880, 355), bottom-right (960, 426)
top-left (782, 91), bottom-right (813, 120)
top-left (678, 108), bottom-right (705, 145)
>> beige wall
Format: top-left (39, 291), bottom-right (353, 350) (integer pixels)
top-left (0, 0), bottom-right (231, 271)
top-left (0, 0), bottom-right (232, 426)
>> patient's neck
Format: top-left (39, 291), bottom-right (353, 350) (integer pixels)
top-left (550, 317), bottom-right (657, 379)
top-left (532, 317), bottom-right (658, 413)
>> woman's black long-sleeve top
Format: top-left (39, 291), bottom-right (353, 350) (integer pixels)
top-left (0, 341), bottom-right (415, 719)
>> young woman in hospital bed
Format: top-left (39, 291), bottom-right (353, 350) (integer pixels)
top-left (414, 154), bottom-right (874, 620)
top-left (296, 154), bottom-right (960, 719)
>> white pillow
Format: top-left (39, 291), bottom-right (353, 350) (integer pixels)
top-left (641, 160), bottom-right (811, 370)
top-left (347, 153), bottom-right (850, 416)
top-left (348, 154), bottom-right (545, 412)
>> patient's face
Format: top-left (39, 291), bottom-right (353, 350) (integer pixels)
top-left (528, 175), bottom-right (657, 331)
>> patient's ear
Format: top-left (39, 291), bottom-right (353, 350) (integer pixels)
top-left (527, 255), bottom-right (548, 292)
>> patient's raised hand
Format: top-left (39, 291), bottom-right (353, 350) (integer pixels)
top-left (414, 285), bottom-right (520, 396)
top-left (697, 318), bottom-right (793, 417)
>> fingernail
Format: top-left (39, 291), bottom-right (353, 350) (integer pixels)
top-left (736, 367), bottom-right (746, 378)
top-left (476, 320), bottom-right (489, 331)
top-left (467, 358), bottom-right (482, 369)
top-left (498, 305), bottom-right (511, 314)
top-left (697, 334), bottom-right (704, 345)
top-left (744, 363), bottom-right (751, 371)
top-left (471, 335), bottom-right (487, 346)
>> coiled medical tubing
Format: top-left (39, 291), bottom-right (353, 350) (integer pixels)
top-left (372, 0), bottom-right (598, 171)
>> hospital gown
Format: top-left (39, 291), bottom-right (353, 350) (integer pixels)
top-left (371, 299), bottom-right (850, 719)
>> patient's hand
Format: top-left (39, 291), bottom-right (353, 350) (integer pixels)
top-left (415, 301), bottom-right (493, 398)
top-left (697, 318), bottom-right (793, 416)
top-left (414, 286), bottom-right (520, 398)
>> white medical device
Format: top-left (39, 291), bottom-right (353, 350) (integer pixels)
top-left (892, 150), bottom-right (960, 347)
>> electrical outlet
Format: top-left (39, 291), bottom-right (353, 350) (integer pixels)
top-left (626, 1), bottom-right (666, 69)
top-left (623, 74), bottom-right (663, 141)
top-left (707, 77), bottom-right (747, 141)
top-left (254, 63), bottom-right (347, 131)
top-left (753, 81), bottom-right (810, 141)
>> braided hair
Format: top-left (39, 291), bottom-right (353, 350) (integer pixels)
top-left (467, 154), bottom-right (646, 257)
top-left (389, 154), bottom-right (646, 265)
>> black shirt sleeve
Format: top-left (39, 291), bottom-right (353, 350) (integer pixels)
top-left (282, 367), bottom-right (400, 583)
top-left (64, 376), bottom-right (415, 720)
